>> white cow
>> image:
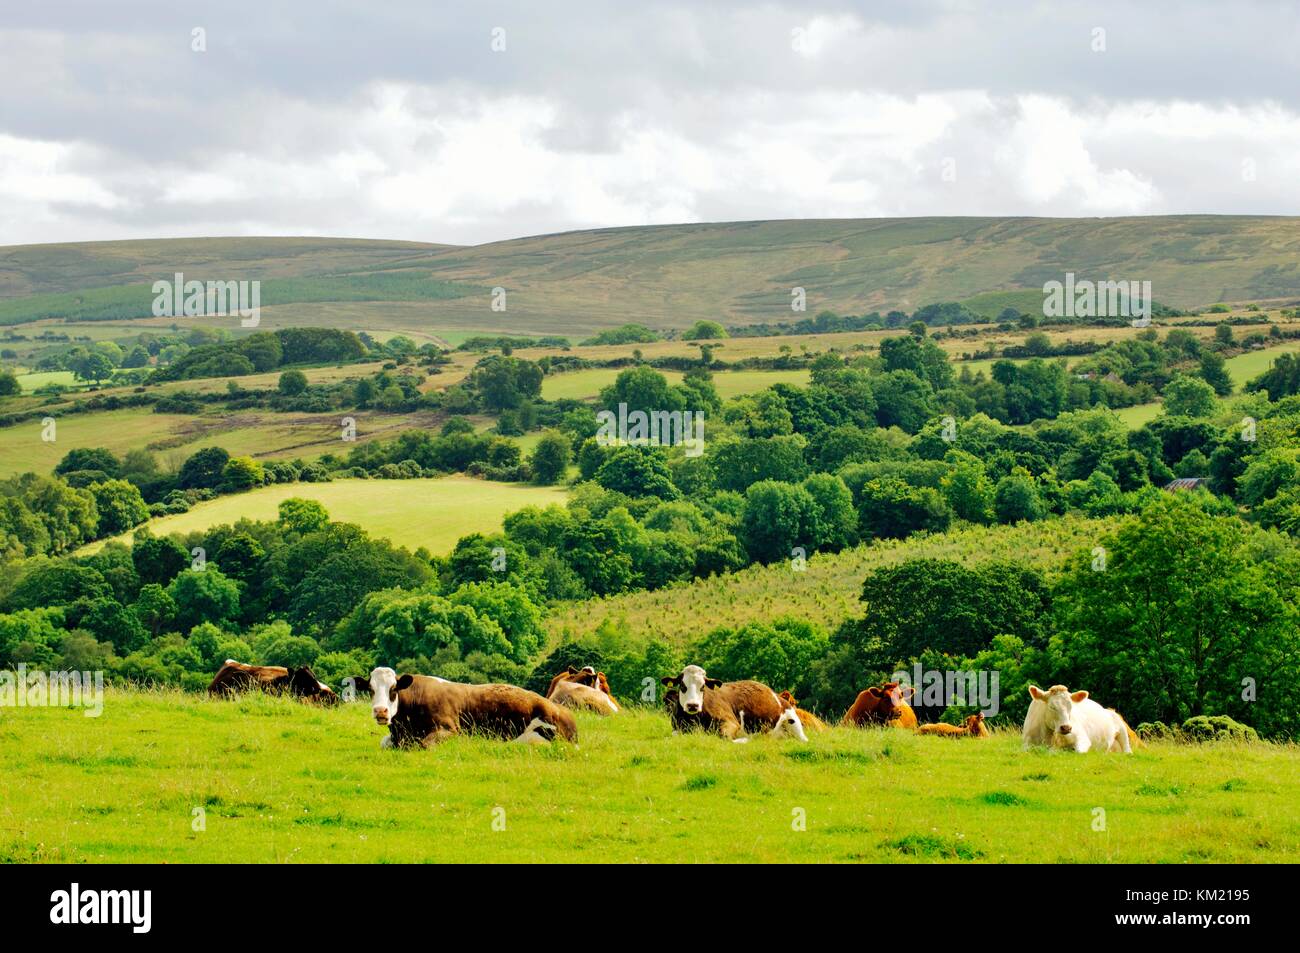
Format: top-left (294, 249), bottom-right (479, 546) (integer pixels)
top-left (1022, 684), bottom-right (1132, 753)
top-left (769, 706), bottom-right (810, 742)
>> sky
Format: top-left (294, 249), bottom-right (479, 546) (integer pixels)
top-left (2, 0), bottom-right (1299, 247)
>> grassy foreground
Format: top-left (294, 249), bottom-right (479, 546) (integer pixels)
top-left (1, 689), bottom-right (1295, 863)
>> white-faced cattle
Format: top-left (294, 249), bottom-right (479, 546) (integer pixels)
top-left (514, 717), bottom-right (562, 745)
top-left (660, 664), bottom-right (785, 741)
top-left (1022, 685), bottom-right (1132, 753)
top-left (769, 706), bottom-right (810, 742)
top-left (208, 660), bottom-right (339, 705)
top-left (344, 668), bottom-right (577, 748)
top-left (547, 666), bottom-right (619, 714)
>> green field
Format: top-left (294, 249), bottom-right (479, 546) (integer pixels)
top-left (82, 476), bottom-right (567, 556)
top-left (542, 367), bottom-right (809, 402)
top-left (1225, 341), bottom-right (1300, 387)
top-left (0, 690), bottom-right (1293, 863)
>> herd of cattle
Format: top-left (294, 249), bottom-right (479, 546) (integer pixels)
top-left (207, 659), bottom-right (1139, 753)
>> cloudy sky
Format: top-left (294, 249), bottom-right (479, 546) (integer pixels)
top-left (2, 0), bottom-right (1299, 247)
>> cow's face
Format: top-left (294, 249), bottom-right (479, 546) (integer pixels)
top-left (772, 707), bottom-right (808, 742)
top-left (779, 690), bottom-right (798, 708)
top-left (517, 717), bottom-right (558, 744)
top-left (1030, 685), bottom-right (1088, 743)
top-left (357, 667), bottom-right (414, 726)
top-left (661, 665), bottom-right (720, 714)
top-left (868, 682), bottom-right (913, 718)
top-left (965, 713), bottom-right (987, 736)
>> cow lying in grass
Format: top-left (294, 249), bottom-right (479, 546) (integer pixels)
top-left (843, 681), bottom-right (917, 728)
top-left (777, 690), bottom-right (829, 733)
top-left (916, 713), bottom-right (989, 738)
top-left (547, 666), bottom-right (619, 715)
top-left (661, 665), bottom-right (784, 742)
top-left (346, 668), bottom-right (577, 748)
top-left (208, 660), bottom-right (339, 705)
top-left (1022, 685), bottom-right (1132, 753)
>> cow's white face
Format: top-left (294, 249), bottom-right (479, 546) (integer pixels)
top-left (369, 667), bottom-right (401, 726)
top-left (1035, 686), bottom-right (1089, 745)
top-left (772, 707), bottom-right (808, 742)
top-left (663, 664), bottom-right (719, 714)
top-left (515, 717), bottom-right (559, 744)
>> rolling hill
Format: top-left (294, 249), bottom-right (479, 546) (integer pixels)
top-left (3, 216), bottom-right (1300, 340)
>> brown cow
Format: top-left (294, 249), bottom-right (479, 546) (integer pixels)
top-left (916, 713), bottom-right (990, 738)
top-left (661, 664), bottom-right (784, 741)
top-left (547, 666), bottom-right (619, 714)
top-left (843, 681), bottom-right (917, 728)
top-left (345, 667), bottom-right (577, 748)
top-left (208, 660), bottom-right (339, 705)
top-left (777, 690), bottom-right (829, 733)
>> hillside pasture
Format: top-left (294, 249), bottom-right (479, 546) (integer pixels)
top-left (0, 691), bottom-right (1293, 864)
top-left (80, 476), bottom-right (567, 556)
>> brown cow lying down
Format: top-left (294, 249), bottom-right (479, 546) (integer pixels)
top-left (661, 664), bottom-right (784, 742)
top-left (777, 690), bottom-right (829, 733)
top-left (208, 660), bottom-right (339, 705)
top-left (843, 681), bottom-right (917, 728)
top-left (547, 666), bottom-right (619, 714)
top-left (345, 667), bottom-right (577, 748)
top-left (916, 713), bottom-right (990, 738)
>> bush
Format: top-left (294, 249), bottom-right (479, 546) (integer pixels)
top-left (1180, 715), bottom-right (1259, 743)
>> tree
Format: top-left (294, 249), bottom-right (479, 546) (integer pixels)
top-left (73, 351), bottom-right (115, 383)
top-left (529, 430), bottom-right (571, 485)
top-left (857, 478), bottom-right (951, 540)
top-left (0, 370), bottom-right (19, 397)
top-left (132, 583), bottom-right (177, 637)
top-left (167, 567), bottom-right (241, 630)
top-left (693, 617), bottom-right (829, 701)
top-left (132, 532), bottom-right (190, 585)
top-left (221, 456), bottom-right (264, 491)
top-left (595, 446), bottom-right (678, 499)
top-left (55, 447), bottom-right (120, 478)
top-left (1162, 375), bottom-right (1217, 418)
top-left (683, 320), bottom-right (729, 341)
top-left (121, 345), bottom-right (151, 369)
top-left (467, 355), bottom-right (544, 411)
top-left (710, 435), bottom-right (809, 492)
top-left (740, 480), bottom-right (817, 563)
top-left (1051, 495), bottom-right (1300, 738)
top-left (278, 369), bottom-right (308, 395)
top-left (1197, 352), bottom-right (1233, 396)
top-left (277, 498), bottom-right (330, 535)
top-left (994, 471), bottom-right (1043, 523)
top-left (87, 480), bottom-right (149, 536)
top-left (941, 454), bottom-right (995, 523)
top-left (448, 581), bottom-right (545, 662)
top-left (1214, 323), bottom-right (1235, 346)
top-left (4, 561), bottom-right (110, 611)
top-left (178, 447), bottom-right (230, 490)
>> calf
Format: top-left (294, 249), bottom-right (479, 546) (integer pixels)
top-left (843, 681), bottom-right (917, 728)
top-left (777, 690), bottom-right (829, 733)
top-left (660, 665), bottom-right (784, 741)
top-left (1022, 685), bottom-right (1132, 753)
top-left (208, 660), bottom-right (339, 705)
top-left (916, 713), bottom-right (989, 738)
top-left (547, 666), bottom-right (619, 714)
top-left (346, 668), bottom-right (577, 748)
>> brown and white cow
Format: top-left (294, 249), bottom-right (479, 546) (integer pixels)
top-left (345, 668), bottom-right (577, 748)
top-left (208, 659), bottom-right (339, 705)
top-left (916, 713), bottom-right (990, 738)
top-left (842, 681), bottom-right (917, 728)
top-left (660, 664), bottom-right (785, 742)
top-left (777, 690), bottom-right (829, 733)
top-left (547, 666), bottom-right (619, 714)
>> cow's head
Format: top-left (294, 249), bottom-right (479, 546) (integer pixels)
top-left (565, 665), bottom-right (600, 688)
top-left (866, 681), bottom-right (914, 719)
top-left (346, 667), bottom-right (415, 726)
top-left (964, 713), bottom-right (988, 736)
top-left (771, 707), bottom-right (809, 742)
top-left (661, 664), bottom-right (720, 714)
top-left (778, 690), bottom-right (798, 708)
top-left (286, 666), bottom-right (339, 705)
top-left (1029, 685), bottom-right (1088, 742)
top-left (517, 717), bottom-right (559, 744)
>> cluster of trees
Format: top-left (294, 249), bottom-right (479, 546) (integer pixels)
top-left (151, 328), bottom-right (367, 381)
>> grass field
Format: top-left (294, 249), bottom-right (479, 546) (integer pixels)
top-left (0, 690), bottom-right (1293, 863)
top-left (82, 476), bottom-right (567, 556)
top-left (547, 517), bottom-right (1111, 646)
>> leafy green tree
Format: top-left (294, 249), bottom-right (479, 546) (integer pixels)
top-left (132, 532), bottom-right (190, 586)
top-left (710, 435), bottom-right (809, 492)
top-left (683, 320), bottom-right (728, 340)
top-left (448, 581), bottom-right (544, 662)
top-left (857, 478), bottom-right (951, 539)
top-left (278, 369), bottom-right (309, 395)
top-left (941, 454), bottom-right (995, 523)
top-left (221, 456), bottom-right (264, 491)
top-left (87, 480), bottom-right (149, 535)
top-left (1051, 495), bottom-right (1300, 737)
top-left (529, 430), bottom-right (571, 485)
top-left (4, 560), bottom-right (109, 611)
top-left (178, 447), bottom-right (230, 490)
top-left (1237, 448), bottom-right (1300, 507)
top-left (800, 473), bottom-right (857, 551)
top-left (167, 567), bottom-right (241, 630)
top-left (595, 446), bottom-right (678, 499)
top-left (55, 448), bottom-right (120, 478)
top-left (1163, 375), bottom-right (1217, 417)
top-left (132, 583), bottom-right (177, 637)
top-left (277, 498), bottom-right (330, 534)
top-left (1197, 352), bottom-right (1233, 396)
top-left (740, 480), bottom-right (816, 564)
top-left (0, 370), bottom-right (19, 397)
top-left (994, 471), bottom-right (1044, 523)
top-left (75, 596), bottom-right (147, 653)
top-left (693, 617), bottom-right (829, 701)
top-left (467, 355), bottom-right (544, 411)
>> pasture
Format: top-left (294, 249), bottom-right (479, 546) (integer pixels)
top-left (0, 689), bottom-right (1294, 863)
top-left (81, 476), bottom-right (567, 556)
